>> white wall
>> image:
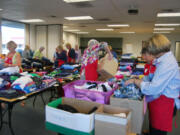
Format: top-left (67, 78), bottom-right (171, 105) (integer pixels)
top-left (36, 26), bottom-right (47, 57)
top-left (48, 25), bottom-right (62, 60)
top-left (29, 24), bottom-right (63, 60)
top-left (63, 32), bottom-right (79, 49)
top-left (29, 24), bottom-right (36, 51)
top-left (80, 33), bottom-right (180, 57)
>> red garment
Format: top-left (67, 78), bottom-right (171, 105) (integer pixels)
top-left (85, 60), bottom-right (98, 81)
top-left (4, 57), bottom-right (12, 64)
top-left (4, 55), bottom-right (23, 73)
top-left (148, 95), bottom-right (174, 131)
top-left (67, 57), bottom-right (75, 63)
top-left (58, 60), bottom-right (65, 67)
top-left (144, 62), bottom-right (156, 75)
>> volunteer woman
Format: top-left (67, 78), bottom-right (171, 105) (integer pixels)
top-left (2, 41), bottom-right (23, 108)
top-left (54, 45), bottom-right (67, 68)
top-left (66, 43), bottom-right (76, 63)
top-left (81, 39), bottom-right (113, 81)
top-left (125, 34), bottom-right (180, 135)
top-left (4, 41), bottom-right (22, 72)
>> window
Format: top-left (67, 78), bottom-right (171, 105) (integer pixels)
top-left (1, 20), bottom-right (25, 54)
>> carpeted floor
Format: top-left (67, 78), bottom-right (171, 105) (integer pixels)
top-left (0, 91), bottom-right (179, 135)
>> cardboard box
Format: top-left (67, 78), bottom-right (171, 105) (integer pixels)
top-left (110, 96), bottom-right (145, 134)
top-left (98, 55), bottom-right (118, 80)
top-left (95, 105), bottom-right (132, 135)
top-left (46, 97), bottom-right (101, 135)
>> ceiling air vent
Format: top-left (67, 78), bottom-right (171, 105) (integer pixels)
top-left (70, 2), bottom-right (93, 8)
top-left (161, 9), bottom-right (175, 12)
top-left (95, 18), bottom-right (111, 22)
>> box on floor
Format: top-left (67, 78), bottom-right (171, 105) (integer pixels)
top-left (46, 97), bottom-right (101, 135)
top-left (95, 105), bottom-right (132, 135)
top-left (110, 96), bottom-right (146, 134)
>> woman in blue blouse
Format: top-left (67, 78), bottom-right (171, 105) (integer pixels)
top-left (125, 34), bottom-right (180, 135)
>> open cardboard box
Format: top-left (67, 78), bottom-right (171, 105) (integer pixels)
top-left (46, 97), bottom-right (101, 135)
top-left (95, 105), bottom-right (132, 135)
top-left (110, 95), bottom-right (145, 134)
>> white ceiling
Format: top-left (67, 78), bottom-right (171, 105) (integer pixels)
top-left (0, 0), bottom-right (180, 35)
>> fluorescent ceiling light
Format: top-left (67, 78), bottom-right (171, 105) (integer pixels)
top-left (64, 29), bottom-right (80, 32)
top-left (63, 0), bottom-right (95, 3)
top-left (107, 24), bottom-right (129, 27)
top-left (20, 19), bottom-right (44, 23)
top-left (96, 29), bottom-right (114, 31)
top-left (120, 32), bottom-right (135, 34)
top-left (77, 32), bottom-right (89, 34)
top-left (155, 24), bottom-right (180, 26)
top-left (63, 26), bottom-right (68, 28)
top-left (153, 31), bottom-right (171, 34)
top-left (157, 12), bottom-right (180, 17)
top-left (0, 8), bottom-right (3, 11)
top-left (154, 28), bottom-right (175, 30)
top-left (64, 16), bottom-right (93, 20)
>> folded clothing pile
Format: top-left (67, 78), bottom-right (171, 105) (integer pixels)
top-left (0, 89), bottom-right (24, 99)
top-left (0, 66), bottom-right (19, 75)
top-left (114, 79), bottom-right (143, 100)
top-left (0, 77), bottom-right (11, 90)
top-left (74, 82), bottom-right (113, 92)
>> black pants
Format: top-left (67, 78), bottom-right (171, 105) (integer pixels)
top-left (150, 126), bottom-right (167, 135)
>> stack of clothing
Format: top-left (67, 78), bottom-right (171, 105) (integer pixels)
top-left (117, 54), bottom-right (138, 78)
top-left (48, 64), bottom-right (80, 79)
top-left (11, 73), bottom-right (56, 94)
top-left (131, 64), bottom-right (145, 76)
top-left (0, 89), bottom-right (25, 99)
top-left (114, 79), bottom-right (143, 100)
top-left (21, 58), bottom-right (53, 70)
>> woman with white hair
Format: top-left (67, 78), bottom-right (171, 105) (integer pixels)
top-left (81, 39), bottom-right (112, 81)
top-left (4, 41), bottom-right (22, 71)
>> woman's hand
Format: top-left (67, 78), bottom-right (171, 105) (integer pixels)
top-left (125, 79), bottom-right (135, 86)
top-left (125, 78), bottom-right (142, 88)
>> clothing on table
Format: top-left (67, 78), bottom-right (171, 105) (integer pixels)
top-left (114, 80), bottom-right (143, 100)
top-left (0, 66), bottom-right (20, 75)
top-left (74, 81), bottom-right (112, 92)
top-left (81, 42), bottom-right (108, 81)
top-left (0, 90), bottom-right (24, 99)
top-left (33, 50), bottom-right (43, 59)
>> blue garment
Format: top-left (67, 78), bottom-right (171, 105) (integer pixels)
top-left (140, 51), bottom-right (180, 109)
top-left (111, 51), bottom-right (118, 59)
top-left (61, 64), bottom-right (75, 70)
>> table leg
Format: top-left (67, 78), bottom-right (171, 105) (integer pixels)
top-left (33, 95), bottom-right (37, 107)
top-left (8, 103), bottom-right (15, 135)
top-left (40, 93), bottom-right (46, 105)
